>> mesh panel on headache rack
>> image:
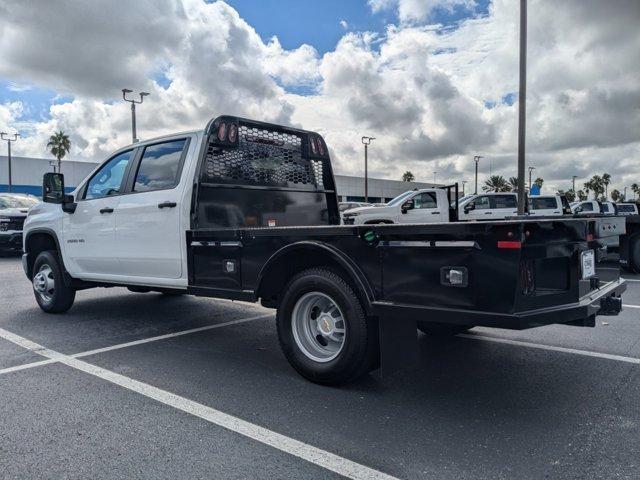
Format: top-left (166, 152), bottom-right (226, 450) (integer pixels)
top-left (204, 124), bottom-right (324, 188)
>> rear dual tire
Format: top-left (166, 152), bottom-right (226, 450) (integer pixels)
top-left (276, 268), bottom-right (378, 385)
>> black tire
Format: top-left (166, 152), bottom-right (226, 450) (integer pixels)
top-left (32, 250), bottom-right (75, 313)
top-left (417, 321), bottom-right (471, 336)
top-left (276, 268), bottom-right (378, 385)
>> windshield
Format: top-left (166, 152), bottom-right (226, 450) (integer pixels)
top-left (386, 191), bottom-right (416, 206)
top-left (0, 195), bottom-right (39, 209)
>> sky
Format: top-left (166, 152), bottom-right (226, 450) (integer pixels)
top-left (0, 0), bottom-right (638, 197)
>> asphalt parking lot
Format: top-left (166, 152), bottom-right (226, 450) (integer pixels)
top-left (1, 255), bottom-right (639, 479)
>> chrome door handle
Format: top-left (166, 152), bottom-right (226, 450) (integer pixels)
top-left (158, 201), bottom-right (177, 209)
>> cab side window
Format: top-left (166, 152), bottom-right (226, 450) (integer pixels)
top-left (84, 150), bottom-right (133, 200)
top-left (133, 139), bottom-right (187, 193)
top-left (493, 195), bottom-right (517, 209)
top-left (581, 203), bottom-right (594, 212)
top-left (474, 195), bottom-right (491, 209)
top-left (414, 192), bottom-right (438, 209)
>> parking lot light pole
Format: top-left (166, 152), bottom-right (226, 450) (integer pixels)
top-left (433, 171), bottom-right (437, 184)
top-left (516, 0), bottom-right (528, 215)
top-left (462, 180), bottom-right (467, 196)
top-left (572, 175), bottom-right (577, 194)
top-left (1, 132), bottom-right (19, 193)
top-left (361, 136), bottom-right (375, 202)
top-left (474, 155), bottom-right (483, 194)
top-left (122, 89), bottom-right (149, 143)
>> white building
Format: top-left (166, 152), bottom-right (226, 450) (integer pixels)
top-left (1, 155), bottom-right (438, 202)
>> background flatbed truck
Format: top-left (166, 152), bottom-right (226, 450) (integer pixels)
top-left (26, 115), bottom-right (625, 385)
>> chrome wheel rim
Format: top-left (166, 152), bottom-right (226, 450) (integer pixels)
top-left (33, 264), bottom-right (55, 302)
top-left (291, 292), bottom-right (346, 362)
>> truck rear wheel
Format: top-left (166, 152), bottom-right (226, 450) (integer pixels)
top-left (276, 268), bottom-right (378, 385)
top-left (417, 321), bottom-right (471, 336)
top-left (32, 250), bottom-right (76, 313)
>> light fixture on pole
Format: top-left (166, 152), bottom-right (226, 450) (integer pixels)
top-left (361, 136), bottom-right (375, 203)
top-left (1, 132), bottom-right (19, 193)
top-left (528, 166), bottom-right (535, 193)
top-left (122, 89), bottom-right (149, 143)
top-left (473, 155), bottom-right (483, 194)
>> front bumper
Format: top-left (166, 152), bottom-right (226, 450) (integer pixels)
top-left (0, 232), bottom-right (23, 251)
top-left (372, 278), bottom-right (627, 330)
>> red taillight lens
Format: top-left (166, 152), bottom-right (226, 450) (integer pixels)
top-left (497, 241), bottom-right (522, 249)
top-left (217, 122), bottom-right (227, 141)
top-left (310, 137), bottom-right (317, 154)
top-left (228, 124), bottom-right (237, 143)
top-left (586, 234), bottom-right (594, 241)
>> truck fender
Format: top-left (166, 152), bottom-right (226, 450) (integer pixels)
top-left (23, 228), bottom-right (72, 285)
top-left (255, 240), bottom-right (376, 314)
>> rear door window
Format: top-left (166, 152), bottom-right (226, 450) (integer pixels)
top-left (530, 197), bottom-right (558, 210)
top-left (133, 139), bottom-right (188, 193)
top-left (581, 202), bottom-right (594, 212)
top-left (492, 195), bottom-right (517, 209)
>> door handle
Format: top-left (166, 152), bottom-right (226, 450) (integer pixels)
top-left (484, 212), bottom-right (493, 214)
top-left (99, 207), bottom-right (114, 214)
top-left (431, 211), bottom-right (441, 214)
top-left (158, 201), bottom-right (177, 209)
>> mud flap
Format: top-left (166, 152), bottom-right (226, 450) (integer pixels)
top-left (377, 315), bottom-right (419, 378)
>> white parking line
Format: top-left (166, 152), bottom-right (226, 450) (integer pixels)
top-left (624, 304), bottom-right (640, 309)
top-left (0, 358), bottom-right (57, 376)
top-left (460, 333), bottom-right (640, 365)
top-left (623, 278), bottom-right (640, 282)
top-left (72, 314), bottom-right (273, 358)
top-left (0, 327), bottom-right (398, 480)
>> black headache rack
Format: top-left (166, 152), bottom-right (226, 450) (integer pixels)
top-left (192, 115), bottom-right (340, 229)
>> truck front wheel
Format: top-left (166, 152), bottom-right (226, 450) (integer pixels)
top-left (417, 321), bottom-right (471, 336)
top-left (32, 251), bottom-right (76, 313)
top-left (276, 268), bottom-right (378, 385)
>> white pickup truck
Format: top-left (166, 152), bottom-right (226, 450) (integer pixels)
top-left (342, 191), bottom-right (522, 225)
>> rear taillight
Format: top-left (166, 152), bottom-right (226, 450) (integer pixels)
top-left (497, 241), bottom-right (522, 249)
top-left (217, 122), bottom-right (227, 141)
top-left (316, 138), bottom-right (325, 155)
top-left (228, 124), bottom-right (237, 143)
top-left (310, 137), bottom-right (318, 155)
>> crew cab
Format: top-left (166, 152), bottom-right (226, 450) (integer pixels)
top-left (23, 115), bottom-right (626, 385)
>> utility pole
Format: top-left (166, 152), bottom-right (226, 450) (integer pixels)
top-left (1, 132), bottom-right (19, 193)
top-left (624, 186), bottom-right (628, 201)
top-left (572, 175), bottom-right (577, 194)
top-left (461, 180), bottom-right (467, 196)
top-left (433, 171), bottom-right (437, 184)
top-left (122, 89), bottom-right (149, 143)
top-left (528, 166), bottom-right (535, 193)
top-left (516, 0), bottom-right (527, 214)
top-left (361, 136), bottom-right (375, 202)
top-left (473, 155), bottom-right (483, 194)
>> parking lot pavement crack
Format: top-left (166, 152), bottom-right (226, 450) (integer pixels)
top-left (0, 326), bottom-right (399, 480)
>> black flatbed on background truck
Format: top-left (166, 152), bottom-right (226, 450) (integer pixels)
top-left (33, 116), bottom-right (627, 385)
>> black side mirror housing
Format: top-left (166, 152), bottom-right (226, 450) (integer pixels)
top-left (43, 172), bottom-right (76, 213)
top-left (401, 200), bottom-right (414, 214)
top-left (43, 172), bottom-right (65, 204)
top-left (464, 202), bottom-right (475, 214)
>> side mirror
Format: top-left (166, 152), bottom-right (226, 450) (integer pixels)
top-left (401, 199), bottom-right (414, 214)
top-left (43, 172), bottom-right (76, 213)
top-left (575, 206), bottom-right (583, 213)
top-left (464, 202), bottom-right (475, 214)
top-left (43, 173), bottom-right (65, 204)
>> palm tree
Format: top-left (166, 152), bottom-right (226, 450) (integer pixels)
top-left (402, 171), bottom-right (415, 182)
top-left (602, 173), bottom-right (611, 199)
top-left (576, 189), bottom-right (587, 201)
top-left (483, 175), bottom-right (509, 192)
top-left (47, 131), bottom-right (71, 173)
top-left (631, 183), bottom-right (639, 201)
top-left (610, 189), bottom-right (622, 202)
top-left (507, 176), bottom-right (519, 192)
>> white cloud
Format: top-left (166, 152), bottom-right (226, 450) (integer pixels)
top-left (0, 0), bottom-right (638, 197)
top-left (340, 19), bottom-right (349, 29)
